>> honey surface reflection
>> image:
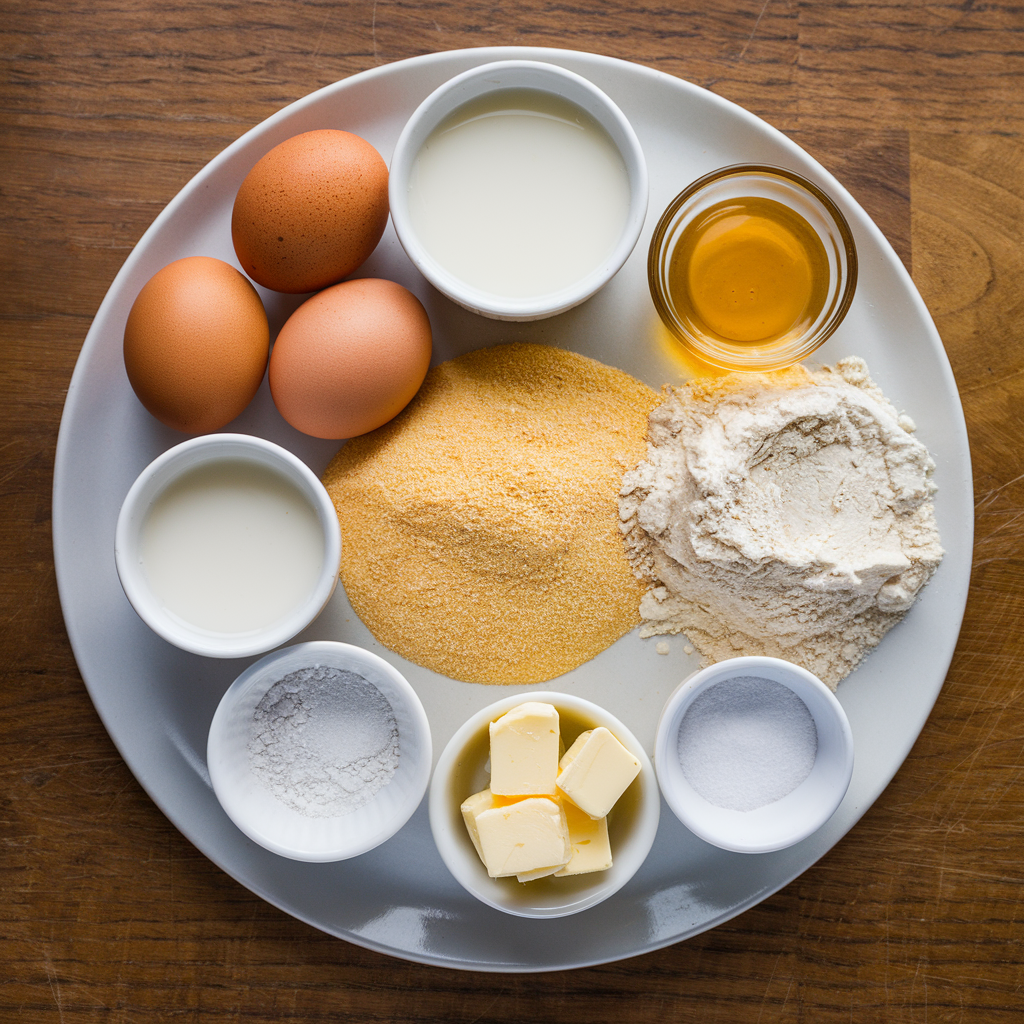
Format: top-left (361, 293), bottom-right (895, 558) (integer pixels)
top-left (668, 196), bottom-right (829, 347)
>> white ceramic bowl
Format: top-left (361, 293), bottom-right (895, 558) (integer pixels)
top-left (655, 657), bottom-right (854, 854)
top-left (429, 691), bottom-right (660, 918)
top-left (207, 641), bottom-right (432, 862)
top-left (389, 60), bottom-right (649, 321)
top-left (115, 433), bottom-right (341, 659)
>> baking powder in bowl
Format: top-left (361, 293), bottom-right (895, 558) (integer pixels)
top-left (247, 665), bottom-right (400, 817)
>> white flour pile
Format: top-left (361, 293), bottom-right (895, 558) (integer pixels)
top-left (618, 358), bottom-right (944, 688)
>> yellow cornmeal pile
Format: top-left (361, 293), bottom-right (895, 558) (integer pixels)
top-left (321, 342), bottom-right (659, 684)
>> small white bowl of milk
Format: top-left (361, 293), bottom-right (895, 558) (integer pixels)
top-left (654, 657), bottom-right (855, 854)
top-left (115, 433), bottom-right (341, 659)
top-left (389, 60), bottom-right (649, 321)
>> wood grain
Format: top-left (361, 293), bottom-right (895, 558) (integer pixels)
top-left (3, 1), bottom-right (1024, 1020)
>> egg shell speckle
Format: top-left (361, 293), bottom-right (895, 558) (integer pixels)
top-left (269, 278), bottom-right (432, 439)
top-left (123, 256), bottom-right (270, 434)
top-left (231, 130), bottom-right (389, 294)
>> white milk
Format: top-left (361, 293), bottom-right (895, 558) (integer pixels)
top-left (408, 88), bottom-right (631, 298)
top-left (140, 460), bottom-right (325, 634)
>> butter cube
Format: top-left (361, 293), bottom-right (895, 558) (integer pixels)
top-left (515, 864), bottom-right (563, 883)
top-left (556, 726), bottom-right (641, 819)
top-left (489, 701), bottom-right (560, 797)
top-left (555, 800), bottom-right (612, 876)
top-left (474, 796), bottom-right (570, 878)
top-left (460, 788), bottom-right (506, 862)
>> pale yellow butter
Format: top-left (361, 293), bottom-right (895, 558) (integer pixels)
top-left (475, 796), bottom-right (570, 878)
top-left (489, 701), bottom-right (560, 797)
top-left (461, 788), bottom-right (507, 862)
top-left (462, 704), bottom-right (633, 882)
top-left (556, 726), bottom-right (641, 819)
top-left (515, 864), bottom-right (564, 883)
top-left (555, 799), bottom-right (612, 876)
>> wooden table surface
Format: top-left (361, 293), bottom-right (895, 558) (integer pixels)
top-left (3, 1), bottom-right (1023, 1019)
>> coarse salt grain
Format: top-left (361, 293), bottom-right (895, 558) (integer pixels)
top-left (676, 676), bottom-right (817, 812)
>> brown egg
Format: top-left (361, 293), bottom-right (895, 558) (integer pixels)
top-left (269, 278), bottom-right (432, 439)
top-left (231, 130), bottom-right (389, 294)
top-left (123, 256), bottom-right (270, 434)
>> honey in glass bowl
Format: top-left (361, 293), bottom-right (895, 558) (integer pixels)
top-left (649, 165), bottom-right (857, 372)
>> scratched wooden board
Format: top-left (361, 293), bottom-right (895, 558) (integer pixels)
top-left (2, 0), bottom-right (1023, 1019)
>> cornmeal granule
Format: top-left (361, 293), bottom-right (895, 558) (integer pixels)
top-left (322, 342), bottom-right (659, 684)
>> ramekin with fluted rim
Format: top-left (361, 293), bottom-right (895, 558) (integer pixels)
top-left (207, 641), bottom-right (432, 862)
top-left (389, 60), bottom-right (649, 322)
top-left (429, 691), bottom-right (660, 918)
top-left (655, 657), bottom-right (854, 854)
top-left (114, 433), bottom-right (341, 659)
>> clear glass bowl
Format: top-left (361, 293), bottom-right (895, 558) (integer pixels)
top-left (648, 164), bottom-right (858, 372)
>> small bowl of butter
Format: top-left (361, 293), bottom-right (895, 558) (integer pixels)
top-left (648, 164), bottom-right (858, 371)
top-left (115, 433), bottom-right (342, 659)
top-left (429, 692), bottom-right (660, 918)
top-left (389, 60), bottom-right (649, 322)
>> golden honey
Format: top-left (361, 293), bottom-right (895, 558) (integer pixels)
top-left (667, 195), bottom-right (830, 348)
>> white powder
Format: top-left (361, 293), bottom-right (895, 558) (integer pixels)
top-left (248, 665), bottom-right (400, 818)
top-left (677, 676), bottom-right (818, 811)
top-left (619, 358), bottom-right (944, 688)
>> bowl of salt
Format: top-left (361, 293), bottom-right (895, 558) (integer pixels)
top-left (207, 641), bottom-right (431, 862)
top-left (654, 656), bottom-right (854, 854)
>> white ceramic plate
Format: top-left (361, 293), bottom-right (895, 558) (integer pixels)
top-left (53, 46), bottom-right (973, 972)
